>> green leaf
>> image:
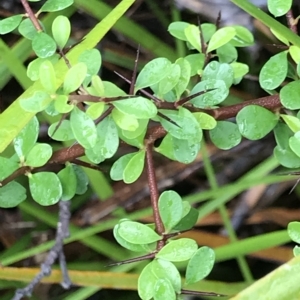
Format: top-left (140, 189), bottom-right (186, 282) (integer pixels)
top-left (88, 75), bottom-right (105, 96)
top-left (209, 121), bottom-right (242, 150)
top-left (268, 0), bottom-right (292, 17)
top-left (112, 108), bottom-right (139, 131)
top-left (281, 115), bottom-right (300, 133)
top-left (0, 156), bottom-right (19, 180)
top-left (159, 107), bottom-right (201, 141)
top-left (110, 153), bottom-right (135, 181)
top-left (184, 24), bottom-right (201, 52)
top-left (48, 120), bottom-right (74, 141)
top-left (39, 60), bottom-right (56, 93)
top-left (259, 51), bottom-right (288, 90)
top-left (85, 116), bottom-right (119, 164)
top-left (202, 61), bottom-right (234, 88)
top-left (173, 206), bottom-right (199, 231)
top-left (217, 43), bottom-right (238, 63)
top-left (156, 238), bottom-right (198, 262)
top-left (274, 145), bottom-right (300, 168)
top-left (193, 112), bottom-right (217, 130)
top-left (158, 191), bottom-right (183, 232)
top-left (231, 62), bottom-right (249, 84)
top-left (274, 122), bottom-right (293, 149)
top-left (185, 53), bottom-right (205, 76)
top-left (138, 263), bottom-right (156, 300)
top-left (288, 222), bottom-right (300, 244)
top-left (190, 79), bottom-right (228, 108)
top-left (236, 105), bottom-right (279, 140)
top-left (20, 90), bottom-right (51, 112)
top-left (70, 106), bottom-right (97, 149)
top-left (13, 116), bottom-right (39, 159)
top-left (289, 46), bottom-right (300, 64)
top-left (86, 103), bottom-right (105, 120)
top-left (123, 150), bottom-right (146, 184)
top-left (135, 58), bottom-right (172, 92)
top-left (63, 62), bottom-right (88, 94)
top-left (52, 15), bottom-right (71, 49)
top-left (185, 246), bottom-right (215, 285)
top-left (29, 172), bottom-right (62, 205)
top-left (40, 0), bottom-right (74, 12)
top-left (153, 278), bottom-right (176, 300)
top-left (27, 55), bottom-right (60, 81)
top-left (32, 32), bottom-right (57, 58)
top-left (25, 143), bottom-right (52, 167)
top-left (156, 64), bottom-right (181, 97)
top-left (155, 133), bottom-right (176, 161)
top-left (230, 25), bottom-right (254, 47)
top-left (0, 15), bottom-right (23, 34)
top-left (113, 224), bottom-right (150, 253)
top-left (113, 97), bottom-right (157, 119)
top-left (201, 23), bottom-right (217, 43)
top-left (207, 27), bottom-right (236, 52)
top-left (0, 181), bottom-right (26, 208)
top-left (280, 81), bottom-right (300, 110)
top-left (73, 165), bottom-right (88, 195)
top-left (122, 119), bottom-right (148, 140)
top-left (168, 21), bottom-right (189, 41)
top-left (293, 246), bottom-right (300, 257)
top-left (151, 259), bottom-right (181, 293)
top-left (18, 18), bottom-right (39, 40)
top-left (57, 164), bottom-right (77, 201)
top-left (117, 221), bottom-right (161, 244)
top-left (172, 136), bottom-right (201, 164)
top-left (54, 94), bottom-right (74, 113)
top-left (289, 132), bottom-right (300, 158)
top-left (174, 58), bottom-right (191, 98)
top-left (78, 49), bottom-right (102, 86)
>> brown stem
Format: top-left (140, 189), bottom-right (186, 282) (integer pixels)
top-left (145, 143), bottom-right (165, 250)
top-left (20, 0), bottom-right (42, 31)
top-left (286, 9), bottom-right (298, 34)
top-left (130, 45), bottom-right (140, 95)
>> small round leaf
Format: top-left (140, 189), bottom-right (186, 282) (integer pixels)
top-left (288, 222), bottom-right (300, 244)
top-left (110, 153), bottom-right (135, 181)
top-left (32, 32), bottom-right (57, 58)
top-left (63, 62), bottom-right (87, 94)
top-left (0, 181), bottom-right (26, 208)
top-left (70, 106), bottom-right (97, 149)
top-left (156, 238), bottom-right (198, 262)
top-left (39, 60), bottom-right (56, 93)
top-left (207, 27), bottom-right (236, 52)
top-left (40, 0), bottom-right (74, 12)
top-left (20, 90), bottom-right (51, 112)
top-left (14, 116), bottom-right (39, 158)
top-left (209, 121), bottom-right (241, 150)
top-left (57, 164), bottom-right (77, 201)
top-left (259, 51), bottom-right (288, 90)
top-left (236, 105), bottom-right (279, 140)
top-left (117, 221), bottom-right (161, 244)
top-left (52, 15), bottom-right (71, 49)
top-left (123, 150), bottom-right (146, 184)
top-left (158, 190), bottom-right (183, 232)
top-left (153, 278), bottom-right (176, 300)
top-left (185, 246), bottom-right (215, 285)
top-left (48, 120), bottom-right (74, 141)
top-left (25, 143), bottom-right (53, 167)
top-left (0, 15), bottom-right (23, 34)
top-left (138, 263), bottom-right (156, 300)
top-left (29, 172), bottom-right (62, 206)
top-left (280, 81), bottom-right (300, 110)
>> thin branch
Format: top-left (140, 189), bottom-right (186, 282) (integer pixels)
top-left (20, 0), bottom-right (42, 31)
top-left (130, 45), bottom-right (140, 95)
top-left (12, 200), bottom-right (71, 300)
top-left (145, 143), bottom-right (165, 250)
top-left (286, 9), bottom-right (298, 34)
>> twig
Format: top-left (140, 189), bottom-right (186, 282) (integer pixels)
top-left (145, 143), bottom-right (165, 250)
top-left (20, 0), bottom-right (42, 31)
top-left (12, 200), bottom-right (71, 300)
top-left (286, 9), bottom-right (298, 34)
